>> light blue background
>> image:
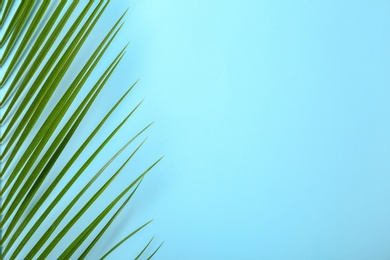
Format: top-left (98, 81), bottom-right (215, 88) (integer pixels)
top-left (105, 0), bottom-right (390, 259)
top-left (3, 1), bottom-right (388, 259)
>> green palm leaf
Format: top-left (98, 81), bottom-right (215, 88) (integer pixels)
top-left (0, 2), bottom-right (161, 259)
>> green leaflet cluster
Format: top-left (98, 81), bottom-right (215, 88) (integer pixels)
top-left (0, 1), bottom-right (161, 259)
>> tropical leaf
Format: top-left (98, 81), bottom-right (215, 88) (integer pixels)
top-left (0, 2), bottom-right (161, 259)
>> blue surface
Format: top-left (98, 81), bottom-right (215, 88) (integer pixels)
top-left (108, 0), bottom-right (390, 259)
top-left (23, 1), bottom-right (388, 259)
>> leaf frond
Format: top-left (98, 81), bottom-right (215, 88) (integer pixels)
top-left (0, 2), bottom-right (161, 259)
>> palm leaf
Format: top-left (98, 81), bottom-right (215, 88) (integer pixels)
top-left (0, 2), bottom-right (161, 259)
